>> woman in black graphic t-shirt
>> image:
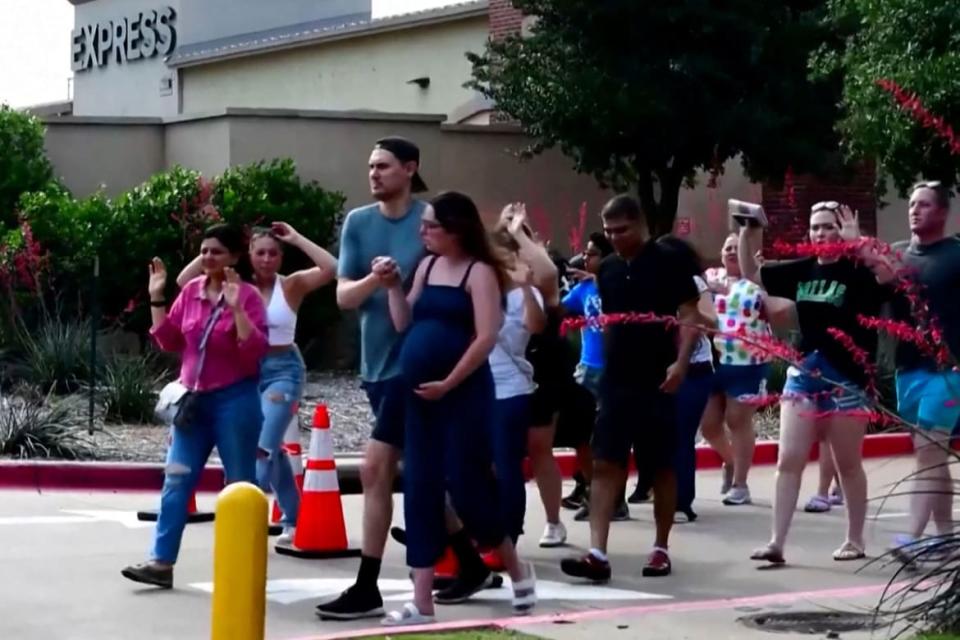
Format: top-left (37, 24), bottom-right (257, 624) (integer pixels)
top-left (737, 203), bottom-right (893, 566)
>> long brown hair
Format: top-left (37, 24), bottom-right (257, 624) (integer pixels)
top-left (431, 191), bottom-right (510, 294)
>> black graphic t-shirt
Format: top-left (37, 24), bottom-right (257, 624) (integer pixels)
top-left (761, 257), bottom-right (890, 387)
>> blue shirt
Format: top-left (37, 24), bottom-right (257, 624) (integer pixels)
top-left (562, 279), bottom-right (604, 368)
top-left (337, 200), bottom-right (426, 382)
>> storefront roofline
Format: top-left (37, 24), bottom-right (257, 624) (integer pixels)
top-left (166, 1), bottom-right (487, 69)
top-left (41, 106), bottom-right (449, 126)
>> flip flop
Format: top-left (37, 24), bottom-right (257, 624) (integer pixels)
top-left (750, 544), bottom-right (785, 565)
top-left (833, 541), bottom-right (866, 561)
top-left (381, 603), bottom-right (435, 627)
top-left (803, 495), bottom-right (831, 513)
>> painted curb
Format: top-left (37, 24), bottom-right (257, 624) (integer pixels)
top-left (0, 433), bottom-right (919, 494)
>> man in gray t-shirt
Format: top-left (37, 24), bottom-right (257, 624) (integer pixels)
top-left (317, 137), bottom-right (426, 620)
top-left (889, 181), bottom-right (960, 558)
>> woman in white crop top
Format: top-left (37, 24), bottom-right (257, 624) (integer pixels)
top-left (178, 222), bottom-right (337, 542)
top-left (488, 229), bottom-right (547, 544)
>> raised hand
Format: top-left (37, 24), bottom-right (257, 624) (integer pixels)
top-left (271, 221), bottom-right (300, 243)
top-left (507, 203), bottom-right (529, 236)
top-left (838, 205), bottom-right (861, 241)
top-left (148, 257), bottom-right (167, 299)
top-left (566, 266), bottom-right (593, 283)
top-left (223, 267), bottom-right (242, 308)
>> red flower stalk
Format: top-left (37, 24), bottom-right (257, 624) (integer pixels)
top-left (826, 327), bottom-right (878, 397)
top-left (876, 79), bottom-right (960, 156)
top-left (568, 201), bottom-right (588, 254)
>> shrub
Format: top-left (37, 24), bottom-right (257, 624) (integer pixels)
top-left (14, 319), bottom-right (92, 394)
top-left (0, 392), bottom-right (93, 459)
top-left (99, 353), bottom-right (167, 424)
top-left (0, 105), bottom-right (54, 229)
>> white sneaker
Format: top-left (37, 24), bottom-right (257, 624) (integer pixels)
top-left (723, 486), bottom-right (752, 506)
top-left (539, 521), bottom-right (567, 548)
top-left (277, 526), bottom-right (295, 546)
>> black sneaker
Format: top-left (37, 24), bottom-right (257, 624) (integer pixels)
top-left (574, 500), bottom-right (629, 522)
top-left (121, 562), bottom-right (173, 589)
top-left (628, 486), bottom-right (650, 504)
top-left (390, 526), bottom-right (407, 546)
top-left (560, 553), bottom-right (611, 583)
top-left (434, 568), bottom-right (500, 604)
top-left (315, 584), bottom-right (384, 620)
top-left (561, 482), bottom-right (588, 510)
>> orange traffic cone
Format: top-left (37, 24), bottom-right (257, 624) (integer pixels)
top-left (269, 404), bottom-right (304, 535)
top-left (275, 404), bottom-right (361, 559)
top-left (137, 490), bottom-right (214, 523)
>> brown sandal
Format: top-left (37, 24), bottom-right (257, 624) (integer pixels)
top-left (750, 544), bottom-right (785, 565)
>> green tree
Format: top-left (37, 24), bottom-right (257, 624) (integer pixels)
top-left (811, 0), bottom-right (960, 194)
top-left (468, 1), bottom-right (844, 235)
top-left (0, 106), bottom-right (54, 229)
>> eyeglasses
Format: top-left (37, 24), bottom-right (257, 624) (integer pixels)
top-left (420, 219), bottom-right (442, 230)
top-left (811, 201), bottom-right (840, 213)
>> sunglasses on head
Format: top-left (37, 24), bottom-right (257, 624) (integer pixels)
top-left (912, 180), bottom-right (943, 190)
top-left (811, 201), bottom-right (841, 213)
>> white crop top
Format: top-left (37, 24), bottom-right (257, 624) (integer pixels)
top-left (266, 278), bottom-right (298, 346)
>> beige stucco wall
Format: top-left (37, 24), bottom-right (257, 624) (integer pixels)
top-left (44, 120), bottom-right (165, 196)
top-left (180, 16), bottom-right (487, 118)
top-left (164, 117), bottom-right (231, 177)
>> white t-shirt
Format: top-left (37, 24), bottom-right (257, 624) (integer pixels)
top-left (489, 286), bottom-right (542, 399)
top-left (690, 276), bottom-right (714, 365)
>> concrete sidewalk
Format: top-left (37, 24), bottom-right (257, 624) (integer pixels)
top-left (0, 455), bottom-right (924, 640)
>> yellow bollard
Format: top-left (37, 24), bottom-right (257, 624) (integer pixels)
top-left (211, 482), bottom-right (268, 640)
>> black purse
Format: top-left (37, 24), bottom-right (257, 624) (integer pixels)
top-left (164, 298), bottom-right (226, 430)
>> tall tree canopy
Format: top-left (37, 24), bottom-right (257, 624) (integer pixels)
top-left (468, 1), bottom-right (844, 235)
top-left (811, 0), bottom-right (960, 194)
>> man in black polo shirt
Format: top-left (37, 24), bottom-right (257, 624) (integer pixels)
top-left (561, 195), bottom-right (704, 580)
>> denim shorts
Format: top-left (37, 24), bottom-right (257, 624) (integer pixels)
top-left (782, 351), bottom-right (867, 412)
top-left (713, 363), bottom-right (769, 401)
top-left (574, 363), bottom-right (603, 399)
top-left (896, 368), bottom-right (960, 432)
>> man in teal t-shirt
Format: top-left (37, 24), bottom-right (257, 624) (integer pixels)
top-left (318, 137), bottom-right (427, 620)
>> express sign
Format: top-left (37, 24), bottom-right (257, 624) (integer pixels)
top-left (71, 7), bottom-right (177, 72)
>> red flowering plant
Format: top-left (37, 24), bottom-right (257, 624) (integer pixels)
top-left (0, 218), bottom-right (53, 331)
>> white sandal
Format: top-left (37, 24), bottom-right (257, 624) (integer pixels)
top-left (381, 602), bottom-right (435, 627)
top-left (512, 562), bottom-right (537, 615)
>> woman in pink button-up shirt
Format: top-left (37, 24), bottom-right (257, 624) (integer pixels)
top-left (122, 223), bottom-right (268, 589)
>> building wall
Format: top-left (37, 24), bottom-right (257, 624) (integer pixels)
top-left (44, 119), bottom-right (165, 196)
top-left (180, 17), bottom-right (488, 117)
top-left (71, 0), bottom-right (183, 118)
top-left (164, 117), bottom-right (231, 177)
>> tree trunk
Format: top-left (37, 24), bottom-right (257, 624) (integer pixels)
top-left (634, 165), bottom-right (683, 238)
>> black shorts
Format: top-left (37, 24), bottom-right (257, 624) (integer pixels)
top-left (362, 376), bottom-right (406, 449)
top-left (554, 381), bottom-right (596, 448)
top-left (593, 386), bottom-right (676, 471)
top-left (529, 380), bottom-right (563, 427)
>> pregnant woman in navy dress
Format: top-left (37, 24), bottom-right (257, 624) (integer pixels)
top-left (382, 191), bottom-right (536, 626)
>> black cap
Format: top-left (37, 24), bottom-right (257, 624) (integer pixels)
top-left (374, 136), bottom-right (428, 193)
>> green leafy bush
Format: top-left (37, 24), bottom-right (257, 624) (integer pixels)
top-left (99, 353), bottom-right (167, 424)
top-left (0, 105), bottom-right (54, 229)
top-left (0, 392), bottom-right (93, 459)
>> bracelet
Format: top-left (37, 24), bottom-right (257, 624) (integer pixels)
top-left (150, 299), bottom-right (166, 307)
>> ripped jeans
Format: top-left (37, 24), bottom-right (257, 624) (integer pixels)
top-left (255, 348), bottom-right (306, 528)
top-left (151, 378), bottom-right (261, 564)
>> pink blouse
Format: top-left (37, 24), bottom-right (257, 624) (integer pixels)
top-left (150, 277), bottom-right (268, 391)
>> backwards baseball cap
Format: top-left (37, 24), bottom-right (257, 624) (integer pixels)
top-left (374, 136), bottom-right (428, 193)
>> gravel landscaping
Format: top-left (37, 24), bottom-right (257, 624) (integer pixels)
top-left (78, 371), bottom-right (781, 463)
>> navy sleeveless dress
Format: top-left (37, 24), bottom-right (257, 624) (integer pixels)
top-left (399, 256), bottom-right (506, 568)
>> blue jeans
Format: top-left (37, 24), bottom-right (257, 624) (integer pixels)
top-left (490, 394), bottom-right (531, 542)
top-left (151, 378), bottom-right (261, 563)
top-left (674, 365), bottom-right (714, 511)
top-left (256, 349), bottom-right (305, 527)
